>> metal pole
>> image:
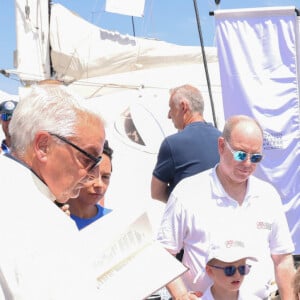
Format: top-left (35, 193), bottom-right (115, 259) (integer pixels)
top-left (131, 16), bottom-right (136, 37)
top-left (193, 0), bottom-right (218, 128)
top-left (49, 0), bottom-right (54, 78)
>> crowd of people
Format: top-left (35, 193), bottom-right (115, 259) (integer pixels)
top-left (0, 82), bottom-right (297, 300)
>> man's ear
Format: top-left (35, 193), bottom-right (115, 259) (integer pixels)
top-left (180, 99), bottom-right (189, 113)
top-left (218, 136), bottom-right (225, 154)
top-left (206, 264), bottom-right (213, 277)
top-left (34, 132), bottom-right (50, 161)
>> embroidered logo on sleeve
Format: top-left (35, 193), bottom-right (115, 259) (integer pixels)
top-left (256, 221), bottom-right (272, 230)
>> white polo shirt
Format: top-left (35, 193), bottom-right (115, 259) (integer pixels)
top-left (157, 165), bottom-right (295, 298)
top-left (200, 285), bottom-right (261, 300)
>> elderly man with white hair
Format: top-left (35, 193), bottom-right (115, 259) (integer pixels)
top-left (0, 84), bottom-right (106, 299)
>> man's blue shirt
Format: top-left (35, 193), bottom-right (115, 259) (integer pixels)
top-left (153, 122), bottom-right (221, 193)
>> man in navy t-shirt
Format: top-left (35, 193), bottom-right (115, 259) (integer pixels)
top-left (151, 84), bottom-right (221, 203)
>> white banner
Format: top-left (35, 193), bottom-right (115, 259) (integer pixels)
top-left (215, 7), bottom-right (300, 254)
top-left (105, 0), bottom-right (145, 17)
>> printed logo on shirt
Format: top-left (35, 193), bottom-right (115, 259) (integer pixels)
top-left (225, 240), bottom-right (244, 248)
top-left (256, 221), bottom-right (272, 230)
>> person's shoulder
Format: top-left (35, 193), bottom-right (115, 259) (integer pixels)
top-left (187, 122), bottom-right (222, 138)
top-left (198, 286), bottom-right (213, 300)
top-left (239, 289), bottom-right (261, 299)
top-left (203, 122), bottom-right (222, 135)
top-left (159, 130), bottom-right (187, 149)
top-left (165, 130), bottom-right (182, 140)
top-left (249, 175), bottom-right (282, 207)
top-left (172, 168), bottom-right (213, 201)
top-left (179, 168), bottom-right (212, 185)
top-left (250, 175), bottom-right (279, 194)
top-left (0, 153), bottom-right (15, 167)
top-left (159, 132), bottom-right (179, 146)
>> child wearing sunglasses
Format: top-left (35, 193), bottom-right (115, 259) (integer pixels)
top-left (197, 238), bottom-right (260, 300)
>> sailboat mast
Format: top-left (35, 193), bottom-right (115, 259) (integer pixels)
top-left (192, 0), bottom-right (218, 128)
top-left (48, 0), bottom-right (54, 78)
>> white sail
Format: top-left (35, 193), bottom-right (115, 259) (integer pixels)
top-left (48, 3), bottom-right (223, 127)
top-left (50, 4), bottom-right (218, 82)
top-left (12, 0), bottom-right (50, 82)
top-left (11, 1), bottom-right (222, 119)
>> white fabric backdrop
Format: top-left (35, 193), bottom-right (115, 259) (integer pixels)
top-left (215, 6), bottom-right (300, 254)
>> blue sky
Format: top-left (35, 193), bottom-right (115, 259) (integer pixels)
top-left (0, 0), bottom-right (298, 95)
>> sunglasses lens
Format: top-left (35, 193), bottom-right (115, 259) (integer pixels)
top-left (250, 154), bottom-right (263, 163)
top-left (224, 266), bottom-right (236, 276)
top-left (238, 265), bottom-right (251, 275)
top-left (238, 265), bottom-right (246, 275)
top-left (1, 113), bottom-right (12, 121)
top-left (233, 151), bottom-right (247, 162)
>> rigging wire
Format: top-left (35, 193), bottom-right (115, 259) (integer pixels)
top-left (131, 16), bottom-right (136, 37)
top-left (193, 0), bottom-right (218, 128)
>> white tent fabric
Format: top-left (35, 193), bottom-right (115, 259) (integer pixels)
top-left (215, 6), bottom-right (300, 254)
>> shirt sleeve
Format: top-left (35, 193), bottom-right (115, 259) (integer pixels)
top-left (156, 192), bottom-right (186, 254)
top-left (152, 138), bottom-right (175, 183)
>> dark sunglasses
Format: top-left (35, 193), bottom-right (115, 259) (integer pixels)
top-left (208, 264), bottom-right (251, 276)
top-left (1, 113), bottom-right (13, 121)
top-left (49, 133), bottom-right (102, 171)
top-left (225, 141), bottom-right (263, 163)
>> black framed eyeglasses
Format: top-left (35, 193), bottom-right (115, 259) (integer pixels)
top-left (225, 141), bottom-right (263, 163)
top-left (208, 264), bottom-right (251, 277)
top-left (49, 133), bottom-right (102, 171)
top-left (1, 113), bottom-right (13, 121)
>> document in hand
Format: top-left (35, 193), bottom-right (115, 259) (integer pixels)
top-left (78, 209), bottom-right (188, 299)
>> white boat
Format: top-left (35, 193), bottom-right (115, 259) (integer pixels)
top-left (7, 0), bottom-right (225, 217)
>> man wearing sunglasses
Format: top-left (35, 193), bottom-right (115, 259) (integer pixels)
top-left (0, 99), bottom-right (18, 153)
top-left (157, 115), bottom-right (295, 300)
top-left (0, 84), bottom-right (106, 299)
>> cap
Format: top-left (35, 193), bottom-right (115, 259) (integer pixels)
top-left (207, 239), bottom-right (258, 264)
top-left (0, 100), bottom-right (18, 114)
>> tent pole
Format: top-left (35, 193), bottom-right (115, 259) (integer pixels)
top-left (193, 0), bottom-right (218, 128)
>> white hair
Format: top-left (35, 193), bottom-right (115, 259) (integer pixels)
top-left (9, 84), bottom-right (101, 157)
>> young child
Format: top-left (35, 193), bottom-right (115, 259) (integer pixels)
top-left (198, 238), bottom-right (260, 300)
